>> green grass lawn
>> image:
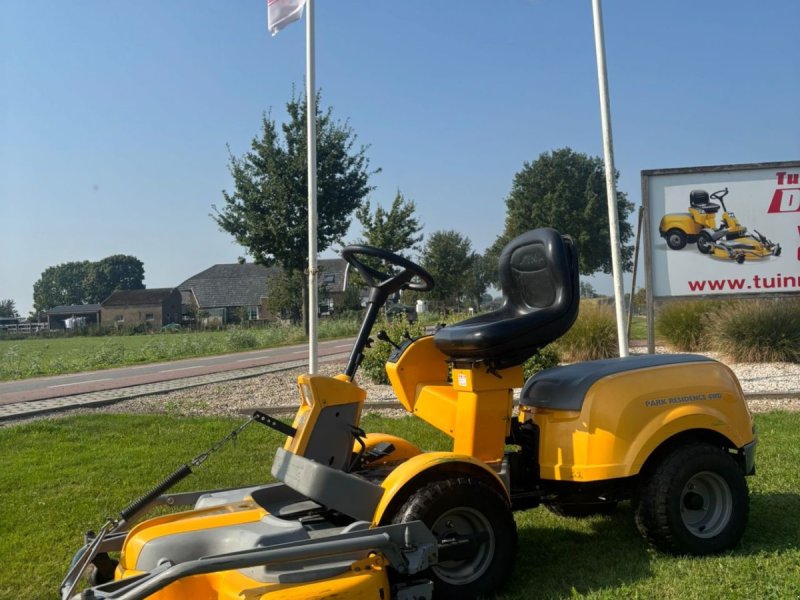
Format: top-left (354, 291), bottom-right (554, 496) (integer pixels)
top-left (0, 318), bottom-right (361, 381)
top-left (1, 411), bottom-right (798, 599)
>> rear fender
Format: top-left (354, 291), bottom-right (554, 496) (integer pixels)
top-left (628, 410), bottom-right (749, 477)
top-left (659, 213), bottom-right (701, 235)
top-left (372, 452), bottom-right (507, 525)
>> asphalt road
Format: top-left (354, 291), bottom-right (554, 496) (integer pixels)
top-left (0, 338), bottom-right (355, 406)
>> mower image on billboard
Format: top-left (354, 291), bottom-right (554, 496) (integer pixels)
top-left (62, 228), bottom-right (757, 600)
top-left (659, 187), bottom-right (781, 263)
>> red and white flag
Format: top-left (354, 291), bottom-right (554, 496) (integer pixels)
top-left (267, 0), bottom-right (306, 36)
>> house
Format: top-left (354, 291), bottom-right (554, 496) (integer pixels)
top-left (178, 263), bottom-right (277, 324)
top-left (46, 304), bottom-right (102, 330)
top-left (178, 259), bottom-right (349, 324)
top-left (101, 288), bottom-right (182, 328)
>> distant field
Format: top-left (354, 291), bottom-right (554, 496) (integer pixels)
top-left (0, 319), bottom-right (360, 381)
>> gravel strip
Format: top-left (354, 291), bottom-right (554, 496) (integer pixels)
top-left (7, 351), bottom-right (799, 426)
top-left (93, 351), bottom-right (799, 418)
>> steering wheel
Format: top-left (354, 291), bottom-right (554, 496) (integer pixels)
top-left (340, 245), bottom-right (434, 294)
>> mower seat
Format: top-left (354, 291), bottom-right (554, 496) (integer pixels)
top-left (433, 228), bottom-right (579, 368)
top-left (689, 190), bottom-right (720, 214)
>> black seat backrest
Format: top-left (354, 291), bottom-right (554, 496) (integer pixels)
top-left (433, 228), bottom-right (579, 368)
top-left (690, 190), bottom-right (710, 207)
top-left (689, 189), bottom-right (720, 214)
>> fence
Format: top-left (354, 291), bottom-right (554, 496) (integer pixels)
top-left (0, 322), bottom-right (49, 336)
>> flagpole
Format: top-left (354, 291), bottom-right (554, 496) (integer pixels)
top-left (591, 0), bottom-right (628, 358)
top-left (306, 0), bottom-right (318, 374)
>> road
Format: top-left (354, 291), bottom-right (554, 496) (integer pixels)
top-left (0, 338), bottom-right (355, 406)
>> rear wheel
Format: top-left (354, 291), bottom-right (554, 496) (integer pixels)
top-left (697, 231), bottom-right (713, 254)
top-left (665, 229), bottom-right (687, 250)
top-left (390, 477), bottom-right (517, 599)
top-left (635, 443), bottom-right (748, 555)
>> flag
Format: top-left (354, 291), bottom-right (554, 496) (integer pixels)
top-left (267, 0), bottom-right (306, 36)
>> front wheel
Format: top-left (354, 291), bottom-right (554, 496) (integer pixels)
top-left (697, 231), bottom-right (714, 255)
top-left (390, 477), bottom-right (517, 599)
top-left (635, 443), bottom-right (748, 555)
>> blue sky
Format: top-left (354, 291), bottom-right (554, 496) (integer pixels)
top-left (2, 0), bottom-right (798, 316)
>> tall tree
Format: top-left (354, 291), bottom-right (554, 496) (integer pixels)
top-left (0, 299), bottom-right (18, 318)
top-left (493, 147), bottom-right (634, 278)
top-left (214, 91), bottom-right (375, 331)
top-left (32, 256), bottom-right (146, 312)
top-left (33, 261), bottom-right (92, 312)
top-left (420, 230), bottom-right (474, 310)
top-left (355, 190), bottom-right (423, 256)
top-left (463, 253), bottom-right (491, 311)
top-left (83, 255), bottom-right (145, 303)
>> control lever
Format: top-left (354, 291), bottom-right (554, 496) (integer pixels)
top-left (376, 329), bottom-right (400, 350)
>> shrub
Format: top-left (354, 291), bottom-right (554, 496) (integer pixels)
top-left (709, 299), bottom-right (800, 363)
top-left (554, 304), bottom-right (618, 362)
top-left (360, 316), bottom-right (426, 384)
top-left (522, 345), bottom-right (561, 379)
top-left (656, 300), bottom-right (722, 352)
top-left (226, 328), bottom-right (259, 351)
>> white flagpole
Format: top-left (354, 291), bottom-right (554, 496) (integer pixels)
top-left (306, 0), bottom-right (319, 373)
top-left (591, 0), bottom-right (628, 358)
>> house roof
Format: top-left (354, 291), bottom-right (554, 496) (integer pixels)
top-left (47, 304), bottom-right (102, 316)
top-left (178, 263), bottom-right (277, 309)
top-left (102, 288), bottom-right (178, 307)
top-left (317, 258), bottom-right (348, 294)
top-left (178, 259), bottom-right (349, 309)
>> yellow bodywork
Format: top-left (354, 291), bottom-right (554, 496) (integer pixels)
top-left (386, 336), bottom-right (523, 463)
top-left (372, 451), bottom-right (509, 525)
top-left (520, 360), bottom-right (754, 481)
top-left (115, 499), bottom-right (390, 599)
top-left (284, 373), bottom-right (365, 457)
top-left (659, 212), bottom-right (703, 237)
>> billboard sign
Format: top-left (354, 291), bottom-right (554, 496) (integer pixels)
top-left (642, 161), bottom-right (800, 299)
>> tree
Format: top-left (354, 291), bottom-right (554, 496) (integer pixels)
top-left (355, 190), bottom-right (424, 256)
top-left (33, 260), bottom-right (92, 312)
top-left (265, 270), bottom-right (304, 324)
top-left (0, 299), bottom-right (18, 318)
top-left (83, 255), bottom-right (145, 303)
top-left (421, 230), bottom-right (474, 310)
top-left (580, 281), bottom-right (597, 298)
top-left (493, 148), bottom-right (634, 278)
top-left (214, 90), bottom-right (375, 332)
top-left (464, 253), bottom-right (491, 311)
top-left (32, 256), bottom-right (146, 312)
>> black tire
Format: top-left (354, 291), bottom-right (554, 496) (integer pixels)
top-left (665, 229), bottom-right (687, 250)
top-left (697, 231), bottom-right (713, 255)
top-left (546, 500), bottom-right (619, 518)
top-left (635, 443), bottom-right (748, 555)
top-left (390, 477), bottom-right (517, 599)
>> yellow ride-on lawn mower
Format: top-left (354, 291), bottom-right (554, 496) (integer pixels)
top-left (62, 228), bottom-right (757, 600)
top-left (659, 188), bottom-right (781, 263)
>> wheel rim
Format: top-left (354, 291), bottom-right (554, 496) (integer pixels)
top-left (668, 233), bottom-right (682, 248)
top-left (430, 506), bottom-right (495, 585)
top-left (680, 471), bottom-right (733, 538)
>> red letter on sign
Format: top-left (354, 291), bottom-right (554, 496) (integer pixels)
top-left (768, 188), bottom-right (800, 213)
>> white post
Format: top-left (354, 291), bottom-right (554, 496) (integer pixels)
top-left (591, 0), bottom-right (628, 357)
top-left (306, 0), bottom-right (319, 373)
